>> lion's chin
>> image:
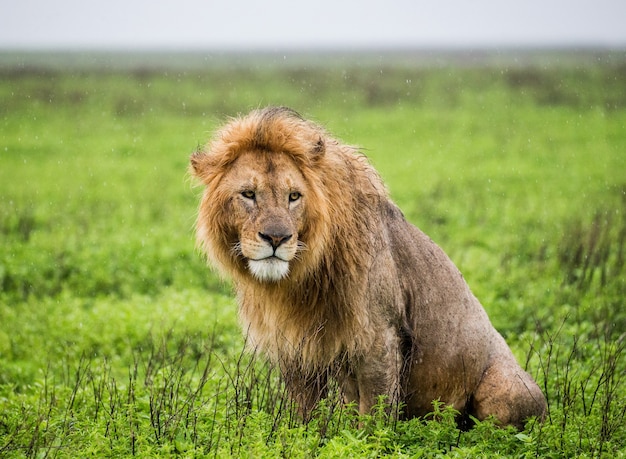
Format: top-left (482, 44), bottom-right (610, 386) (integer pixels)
top-left (247, 258), bottom-right (290, 282)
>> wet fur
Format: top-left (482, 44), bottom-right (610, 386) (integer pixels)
top-left (191, 107), bottom-right (547, 428)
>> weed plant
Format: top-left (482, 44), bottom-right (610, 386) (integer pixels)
top-left (1, 51), bottom-right (625, 457)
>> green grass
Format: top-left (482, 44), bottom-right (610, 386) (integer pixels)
top-left (1, 51), bottom-right (625, 457)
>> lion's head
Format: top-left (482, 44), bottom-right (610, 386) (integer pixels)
top-left (190, 107), bottom-right (377, 284)
top-left (196, 148), bottom-right (312, 282)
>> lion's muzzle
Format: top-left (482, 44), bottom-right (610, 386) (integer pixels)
top-left (244, 228), bottom-right (297, 282)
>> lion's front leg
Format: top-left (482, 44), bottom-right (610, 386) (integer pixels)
top-left (354, 364), bottom-right (402, 416)
top-left (349, 330), bottom-right (404, 416)
top-left (281, 366), bottom-right (329, 421)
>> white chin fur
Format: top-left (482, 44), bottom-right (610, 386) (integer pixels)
top-left (248, 258), bottom-right (290, 282)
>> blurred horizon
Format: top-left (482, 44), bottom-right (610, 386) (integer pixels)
top-left (1, 46), bottom-right (624, 73)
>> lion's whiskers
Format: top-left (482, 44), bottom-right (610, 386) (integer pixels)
top-left (231, 242), bottom-right (244, 259)
top-left (294, 241), bottom-right (308, 261)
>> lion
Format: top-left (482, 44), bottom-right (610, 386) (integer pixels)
top-left (190, 106), bottom-right (547, 429)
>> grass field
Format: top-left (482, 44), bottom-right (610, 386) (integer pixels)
top-left (1, 50), bottom-right (625, 457)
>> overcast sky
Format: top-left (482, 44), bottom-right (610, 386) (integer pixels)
top-left (1, 0), bottom-right (625, 50)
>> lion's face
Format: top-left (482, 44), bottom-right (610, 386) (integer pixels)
top-left (216, 151), bottom-right (309, 282)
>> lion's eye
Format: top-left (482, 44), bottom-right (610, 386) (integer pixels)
top-left (289, 191), bottom-right (301, 202)
top-left (241, 190), bottom-right (256, 200)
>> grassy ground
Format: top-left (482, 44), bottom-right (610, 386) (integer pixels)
top-left (1, 50), bottom-right (625, 457)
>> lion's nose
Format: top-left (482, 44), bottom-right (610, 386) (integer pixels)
top-left (258, 231), bottom-right (293, 249)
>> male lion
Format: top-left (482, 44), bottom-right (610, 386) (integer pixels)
top-left (191, 107), bottom-right (546, 429)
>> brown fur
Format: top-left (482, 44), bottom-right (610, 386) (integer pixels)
top-left (191, 107), bottom-right (547, 428)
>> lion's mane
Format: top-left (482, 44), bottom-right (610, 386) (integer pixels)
top-left (192, 107), bottom-right (387, 365)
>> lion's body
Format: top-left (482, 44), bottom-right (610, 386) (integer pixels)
top-left (191, 107), bottom-right (546, 428)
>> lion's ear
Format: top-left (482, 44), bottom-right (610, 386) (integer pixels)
top-left (190, 151), bottom-right (211, 177)
top-left (310, 137), bottom-right (325, 158)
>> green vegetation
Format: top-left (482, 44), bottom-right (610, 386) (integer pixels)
top-left (1, 50), bottom-right (625, 457)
